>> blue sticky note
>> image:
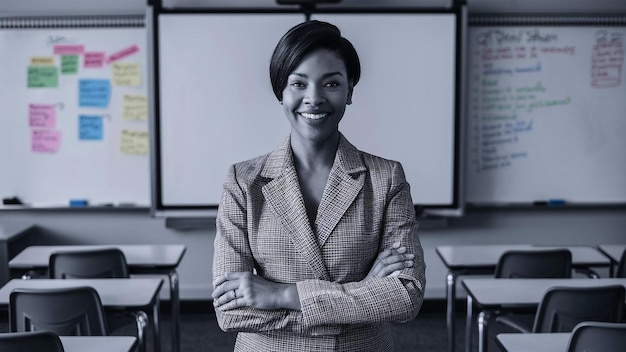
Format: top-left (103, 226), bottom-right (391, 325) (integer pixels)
top-left (79, 115), bottom-right (103, 140)
top-left (79, 79), bottom-right (111, 107)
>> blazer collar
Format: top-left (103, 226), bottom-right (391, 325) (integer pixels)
top-left (261, 134), bottom-right (366, 280)
top-left (260, 133), bottom-right (366, 178)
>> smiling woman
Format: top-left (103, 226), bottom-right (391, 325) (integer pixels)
top-left (212, 20), bottom-right (426, 352)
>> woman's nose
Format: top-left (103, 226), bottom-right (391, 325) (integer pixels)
top-left (304, 85), bottom-right (325, 106)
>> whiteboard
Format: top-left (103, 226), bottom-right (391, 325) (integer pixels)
top-left (466, 25), bottom-right (626, 204)
top-left (155, 12), bottom-right (462, 215)
top-left (0, 26), bottom-right (150, 206)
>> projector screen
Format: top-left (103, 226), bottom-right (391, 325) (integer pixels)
top-left (153, 10), bottom-right (465, 217)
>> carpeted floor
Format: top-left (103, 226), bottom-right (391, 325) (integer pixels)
top-left (150, 301), bottom-right (492, 352)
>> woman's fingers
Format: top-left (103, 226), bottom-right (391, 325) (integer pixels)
top-left (377, 258), bottom-right (414, 277)
top-left (212, 272), bottom-right (248, 309)
top-left (370, 249), bottom-right (414, 278)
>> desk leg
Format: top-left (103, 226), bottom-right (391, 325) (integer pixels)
top-left (152, 296), bottom-right (161, 352)
top-left (465, 295), bottom-right (472, 352)
top-left (168, 270), bottom-right (180, 352)
top-left (446, 271), bottom-right (457, 352)
top-left (477, 311), bottom-right (489, 352)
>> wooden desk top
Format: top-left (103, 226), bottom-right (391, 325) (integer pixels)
top-left (436, 244), bottom-right (609, 269)
top-left (462, 278), bottom-right (626, 308)
top-left (60, 336), bottom-right (138, 352)
top-left (0, 278), bottom-right (163, 308)
top-left (496, 333), bottom-right (570, 352)
top-left (9, 244), bottom-right (186, 270)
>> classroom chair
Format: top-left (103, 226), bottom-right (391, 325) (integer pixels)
top-left (0, 330), bottom-right (65, 352)
top-left (494, 249), bottom-right (572, 278)
top-left (49, 248), bottom-right (129, 279)
top-left (494, 249), bottom-right (573, 332)
top-left (566, 321), bottom-right (626, 352)
top-left (48, 248), bottom-right (147, 352)
top-left (504, 285), bottom-right (625, 334)
top-left (9, 286), bottom-right (108, 335)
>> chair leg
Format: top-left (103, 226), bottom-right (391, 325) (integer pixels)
top-left (132, 310), bottom-right (148, 352)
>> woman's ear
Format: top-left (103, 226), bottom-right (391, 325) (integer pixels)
top-left (347, 85), bottom-right (354, 105)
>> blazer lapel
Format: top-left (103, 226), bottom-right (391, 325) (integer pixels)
top-left (262, 138), bottom-right (330, 281)
top-left (315, 135), bottom-right (366, 246)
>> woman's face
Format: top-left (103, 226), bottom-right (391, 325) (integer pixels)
top-left (282, 48), bottom-right (353, 144)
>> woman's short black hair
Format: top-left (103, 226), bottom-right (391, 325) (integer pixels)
top-left (269, 20), bottom-right (361, 101)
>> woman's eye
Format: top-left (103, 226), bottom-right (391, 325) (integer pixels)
top-left (324, 81), bottom-right (339, 88)
top-left (290, 82), bottom-right (305, 88)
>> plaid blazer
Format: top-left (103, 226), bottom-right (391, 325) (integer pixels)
top-left (213, 134), bottom-right (426, 351)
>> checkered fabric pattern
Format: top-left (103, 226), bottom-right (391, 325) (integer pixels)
top-left (214, 134), bottom-right (426, 351)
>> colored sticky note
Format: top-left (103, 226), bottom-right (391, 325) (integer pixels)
top-left (84, 52), bottom-right (105, 68)
top-left (112, 62), bottom-right (141, 87)
top-left (79, 115), bottom-right (103, 140)
top-left (29, 104), bottom-right (56, 128)
top-left (61, 55), bottom-right (79, 74)
top-left (53, 44), bottom-right (84, 55)
top-left (107, 44), bottom-right (139, 63)
top-left (120, 129), bottom-right (148, 155)
top-left (29, 56), bottom-right (54, 66)
top-left (79, 79), bottom-right (110, 108)
top-left (31, 129), bottom-right (61, 153)
top-left (27, 66), bottom-right (58, 88)
top-left (122, 94), bottom-right (148, 121)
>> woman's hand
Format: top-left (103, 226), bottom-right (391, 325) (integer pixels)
top-left (365, 241), bottom-right (414, 280)
top-left (212, 272), bottom-right (301, 311)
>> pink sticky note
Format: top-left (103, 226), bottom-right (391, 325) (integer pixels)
top-left (84, 52), bottom-right (105, 68)
top-left (106, 45), bottom-right (139, 64)
top-left (31, 129), bottom-right (61, 153)
top-left (53, 45), bottom-right (84, 55)
top-left (28, 103), bottom-right (56, 128)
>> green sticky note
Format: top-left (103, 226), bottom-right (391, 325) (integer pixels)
top-left (27, 66), bottom-right (58, 88)
top-left (61, 55), bottom-right (79, 74)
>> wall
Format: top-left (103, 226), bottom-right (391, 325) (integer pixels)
top-left (2, 207), bottom-right (625, 300)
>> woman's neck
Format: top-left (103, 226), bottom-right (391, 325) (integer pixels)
top-left (290, 132), bottom-right (339, 171)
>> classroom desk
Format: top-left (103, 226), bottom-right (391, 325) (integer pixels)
top-left (496, 333), bottom-right (570, 352)
top-left (436, 244), bottom-right (611, 352)
top-left (0, 278), bottom-right (162, 352)
top-left (461, 278), bottom-right (626, 352)
top-left (0, 224), bottom-right (34, 286)
top-left (8, 244), bottom-right (185, 352)
top-left (59, 336), bottom-right (138, 352)
top-left (597, 244), bottom-right (626, 276)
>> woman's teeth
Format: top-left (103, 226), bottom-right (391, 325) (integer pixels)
top-left (300, 112), bottom-right (327, 120)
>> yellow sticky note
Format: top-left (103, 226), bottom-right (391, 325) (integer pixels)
top-left (122, 94), bottom-right (148, 121)
top-left (120, 129), bottom-right (148, 155)
top-left (111, 62), bottom-right (141, 87)
top-left (30, 56), bottom-right (55, 66)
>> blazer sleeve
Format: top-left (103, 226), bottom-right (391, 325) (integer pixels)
top-left (213, 165), bottom-right (338, 335)
top-left (296, 161), bottom-right (426, 328)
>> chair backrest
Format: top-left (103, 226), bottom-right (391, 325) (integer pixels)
top-left (9, 286), bottom-right (108, 336)
top-left (616, 248), bottom-right (626, 278)
top-left (0, 331), bottom-right (65, 352)
top-left (533, 285), bottom-right (625, 333)
top-left (49, 248), bottom-right (129, 279)
top-left (495, 249), bottom-right (572, 278)
top-left (567, 321), bottom-right (626, 352)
